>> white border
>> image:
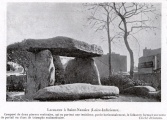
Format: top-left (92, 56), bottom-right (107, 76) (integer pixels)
top-left (0, 0), bottom-right (167, 120)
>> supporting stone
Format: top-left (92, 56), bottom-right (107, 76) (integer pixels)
top-left (64, 58), bottom-right (101, 85)
top-left (52, 55), bottom-right (65, 85)
top-left (25, 50), bottom-right (55, 98)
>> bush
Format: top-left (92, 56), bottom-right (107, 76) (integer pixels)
top-left (7, 75), bottom-right (26, 92)
top-left (101, 75), bottom-right (149, 93)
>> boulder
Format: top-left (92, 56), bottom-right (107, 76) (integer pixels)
top-left (148, 90), bottom-right (161, 101)
top-left (122, 86), bottom-right (156, 96)
top-left (52, 55), bottom-right (65, 85)
top-left (64, 58), bottom-right (101, 85)
top-left (33, 83), bottom-right (119, 101)
top-left (7, 36), bottom-right (103, 58)
top-left (25, 50), bottom-right (55, 98)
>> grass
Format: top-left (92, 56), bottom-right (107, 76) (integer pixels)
top-left (6, 92), bottom-right (159, 102)
top-left (79, 94), bottom-right (159, 102)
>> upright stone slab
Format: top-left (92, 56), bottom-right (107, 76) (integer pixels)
top-left (25, 50), bottom-right (55, 98)
top-left (36, 50), bottom-right (55, 87)
top-left (65, 58), bottom-right (101, 85)
top-left (25, 52), bottom-right (36, 98)
top-left (52, 55), bottom-right (65, 85)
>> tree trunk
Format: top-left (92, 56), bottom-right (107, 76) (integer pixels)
top-left (122, 18), bottom-right (134, 78)
top-left (107, 13), bottom-right (112, 78)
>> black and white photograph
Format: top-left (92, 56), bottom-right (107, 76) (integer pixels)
top-left (1, 0), bottom-right (167, 119)
top-left (6, 2), bottom-right (161, 102)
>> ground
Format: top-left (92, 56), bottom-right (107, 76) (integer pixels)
top-left (6, 92), bottom-right (160, 102)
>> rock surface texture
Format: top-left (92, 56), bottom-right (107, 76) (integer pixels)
top-left (33, 83), bottom-right (119, 101)
top-left (52, 55), bottom-right (65, 85)
top-left (122, 86), bottom-right (156, 97)
top-left (7, 36), bottom-right (104, 99)
top-left (7, 36), bottom-right (103, 57)
top-left (65, 58), bottom-right (101, 85)
top-left (26, 50), bottom-right (55, 98)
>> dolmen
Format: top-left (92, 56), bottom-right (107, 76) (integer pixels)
top-left (7, 36), bottom-right (119, 100)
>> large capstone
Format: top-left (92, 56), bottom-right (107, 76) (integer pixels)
top-left (7, 36), bottom-right (103, 58)
top-left (64, 58), bottom-right (101, 85)
top-left (25, 50), bottom-right (55, 98)
top-left (52, 55), bottom-right (65, 85)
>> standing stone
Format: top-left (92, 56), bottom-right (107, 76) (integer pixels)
top-left (25, 50), bottom-right (55, 98)
top-left (52, 55), bottom-right (65, 85)
top-left (25, 52), bottom-right (36, 99)
top-left (64, 58), bottom-right (101, 85)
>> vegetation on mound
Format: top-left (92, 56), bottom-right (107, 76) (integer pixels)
top-left (101, 75), bottom-right (153, 93)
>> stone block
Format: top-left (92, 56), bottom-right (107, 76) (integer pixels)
top-left (7, 36), bottom-right (103, 57)
top-left (64, 58), bottom-right (101, 85)
top-left (25, 50), bottom-right (55, 98)
top-left (122, 86), bottom-right (156, 96)
top-left (33, 83), bottom-right (119, 101)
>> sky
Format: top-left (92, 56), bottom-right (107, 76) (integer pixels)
top-left (7, 2), bottom-right (161, 71)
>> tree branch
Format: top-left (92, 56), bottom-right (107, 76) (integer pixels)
top-left (118, 20), bottom-right (125, 31)
top-left (122, 3), bottom-right (127, 15)
top-left (109, 15), bottom-right (117, 23)
top-left (110, 32), bottom-right (123, 42)
top-left (95, 24), bottom-right (106, 32)
top-left (129, 25), bottom-right (157, 33)
top-left (126, 19), bottom-right (149, 23)
top-left (88, 16), bottom-right (107, 23)
top-left (125, 4), bottom-right (138, 18)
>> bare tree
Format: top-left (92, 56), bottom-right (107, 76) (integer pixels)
top-left (85, 3), bottom-right (120, 78)
top-left (112, 2), bottom-right (160, 78)
top-left (85, 3), bottom-right (160, 78)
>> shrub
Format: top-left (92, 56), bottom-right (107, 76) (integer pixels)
top-left (7, 75), bottom-right (26, 92)
top-left (101, 75), bottom-right (149, 93)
